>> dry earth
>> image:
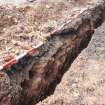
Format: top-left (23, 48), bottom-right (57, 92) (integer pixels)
top-left (37, 22), bottom-right (105, 104)
top-left (0, 0), bottom-right (27, 5)
top-left (0, 0), bottom-right (104, 105)
top-left (0, 0), bottom-right (96, 66)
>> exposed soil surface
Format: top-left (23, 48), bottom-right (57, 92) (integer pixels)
top-left (0, 1), bottom-right (105, 105)
top-left (0, 0), bottom-right (97, 65)
top-left (0, 0), bottom-right (27, 5)
top-left (37, 22), bottom-right (105, 105)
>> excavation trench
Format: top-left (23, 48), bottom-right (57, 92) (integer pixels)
top-left (0, 0), bottom-right (105, 105)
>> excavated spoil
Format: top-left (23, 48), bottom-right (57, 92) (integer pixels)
top-left (0, 0), bottom-right (105, 105)
top-left (0, 0), bottom-right (98, 65)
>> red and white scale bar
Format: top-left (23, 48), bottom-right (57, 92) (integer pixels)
top-left (0, 9), bottom-right (86, 71)
top-left (0, 42), bottom-right (43, 71)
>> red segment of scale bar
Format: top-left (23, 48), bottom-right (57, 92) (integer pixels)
top-left (3, 59), bottom-right (17, 69)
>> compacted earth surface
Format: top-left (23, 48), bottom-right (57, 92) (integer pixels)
top-left (37, 22), bottom-right (105, 104)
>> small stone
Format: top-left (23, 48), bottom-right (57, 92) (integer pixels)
top-left (72, 83), bottom-right (77, 88)
top-left (73, 89), bottom-right (80, 97)
top-left (3, 28), bottom-right (6, 31)
top-left (13, 18), bottom-right (18, 23)
top-left (46, 5), bottom-right (50, 9)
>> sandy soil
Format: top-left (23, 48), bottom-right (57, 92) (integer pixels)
top-left (37, 22), bottom-right (105, 104)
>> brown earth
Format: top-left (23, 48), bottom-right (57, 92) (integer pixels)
top-left (0, 0), bottom-right (105, 105)
top-left (0, 0), bottom-right (97, 65)
top-left (37, 22), bottom-right (105, 105)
